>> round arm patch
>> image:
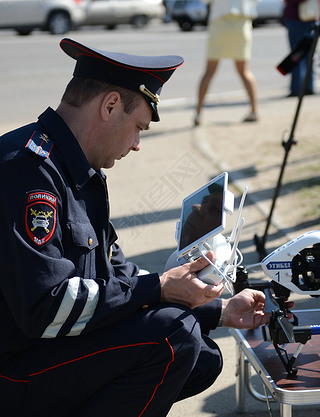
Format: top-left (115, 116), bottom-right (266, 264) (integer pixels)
top-left (25, 192), bottom-right (57, 246)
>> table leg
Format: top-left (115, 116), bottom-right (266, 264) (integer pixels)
top-left (280, 403), bottom-right (292, 417)
top-left (235, 344), bottom-right (246, 413)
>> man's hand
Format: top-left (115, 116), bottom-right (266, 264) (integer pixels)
top-left (222, 288), bottom-right (295, 329)
top-left (159, 252), bottom-right (224, 310)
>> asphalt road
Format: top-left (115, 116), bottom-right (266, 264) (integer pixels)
top-left (0, 21), bottom-right (291, 134)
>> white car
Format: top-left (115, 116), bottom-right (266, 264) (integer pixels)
top-left (253, 0), bottom-right (284, 26)
top-left (0, 0), bottom-right (87, 35)
top-left (83, 0), bottom-right (165, 29)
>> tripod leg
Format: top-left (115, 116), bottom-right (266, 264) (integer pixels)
top-left (254, 24), bottom-right (320, 259)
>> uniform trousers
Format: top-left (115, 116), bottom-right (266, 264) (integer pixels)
top-left (0, 303), bottom-right (222, 417)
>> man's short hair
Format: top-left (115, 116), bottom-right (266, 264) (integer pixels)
top-left (61, 77), bottom-right (144, 115)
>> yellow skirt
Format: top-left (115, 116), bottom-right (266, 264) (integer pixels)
top-left (207, 15), bottom-right (253, 61)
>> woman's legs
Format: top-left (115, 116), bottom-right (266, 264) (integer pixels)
top-left (195, 59), bottom-right (258, 125)
top-left (194, 59), bottom-right (219, 125)
top-left (235, 60), bottom-right (258, 121)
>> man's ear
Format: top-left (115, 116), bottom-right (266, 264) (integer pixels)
top-left (101, 91), bottom-right (121, 121)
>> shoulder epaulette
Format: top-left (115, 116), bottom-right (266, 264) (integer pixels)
top-left (25, 130), bottom-right (54, 159)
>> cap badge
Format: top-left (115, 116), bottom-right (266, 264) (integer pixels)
top-left (139, 84), bottom-right (160, 105)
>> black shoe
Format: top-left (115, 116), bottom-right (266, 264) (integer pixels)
top-left (287, 91), bottom-right (314, 98)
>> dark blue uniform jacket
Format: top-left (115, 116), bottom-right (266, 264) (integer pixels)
top-left (0, 107), bottom-right (222, 361)
top-left (0, 107), bottom-right (162, 355)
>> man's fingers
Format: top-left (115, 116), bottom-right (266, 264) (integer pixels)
top-left (189, 251), bottom-right (215, 272)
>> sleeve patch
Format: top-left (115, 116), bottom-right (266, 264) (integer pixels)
top-left (25, 131), bottom-right (54, 159)
top-left (25, 192), bottom-right (57, 246)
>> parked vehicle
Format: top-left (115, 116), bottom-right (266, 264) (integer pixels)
top-left (170, 0), bottom-right (209, 31)
top-left (169, 0), bottom-right (284, 31)
top-left (0, 0), bottom-right (87, 35)
top-left (83, 0), bottom-right (165, 29)
top-left (253, 0), bottom-right (284, 26)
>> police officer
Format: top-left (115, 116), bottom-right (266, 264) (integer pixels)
top-left (0, 38), bottom-right (280, 417)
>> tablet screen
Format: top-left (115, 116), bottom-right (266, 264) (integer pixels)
top-left (177, 173), bottom-right (227, 258)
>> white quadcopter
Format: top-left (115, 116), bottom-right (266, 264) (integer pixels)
top-left (260, 230), bottom-right (320, 295)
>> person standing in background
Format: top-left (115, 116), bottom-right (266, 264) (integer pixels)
top-left (283, 0), bottom-right (318, 97)
top-left (194, 0), bottom-right (259, 126)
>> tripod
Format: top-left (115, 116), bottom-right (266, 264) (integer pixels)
top-left (254, 22), bottom-right (320, 261)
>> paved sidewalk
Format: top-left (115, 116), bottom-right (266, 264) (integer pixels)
top-left (108, 87), bottom-right (320, 416)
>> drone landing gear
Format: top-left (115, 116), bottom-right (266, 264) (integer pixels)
top-left (263, 310), bottom-right (313, 376)
top-left (273, 343), bottom-right (301, 377)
